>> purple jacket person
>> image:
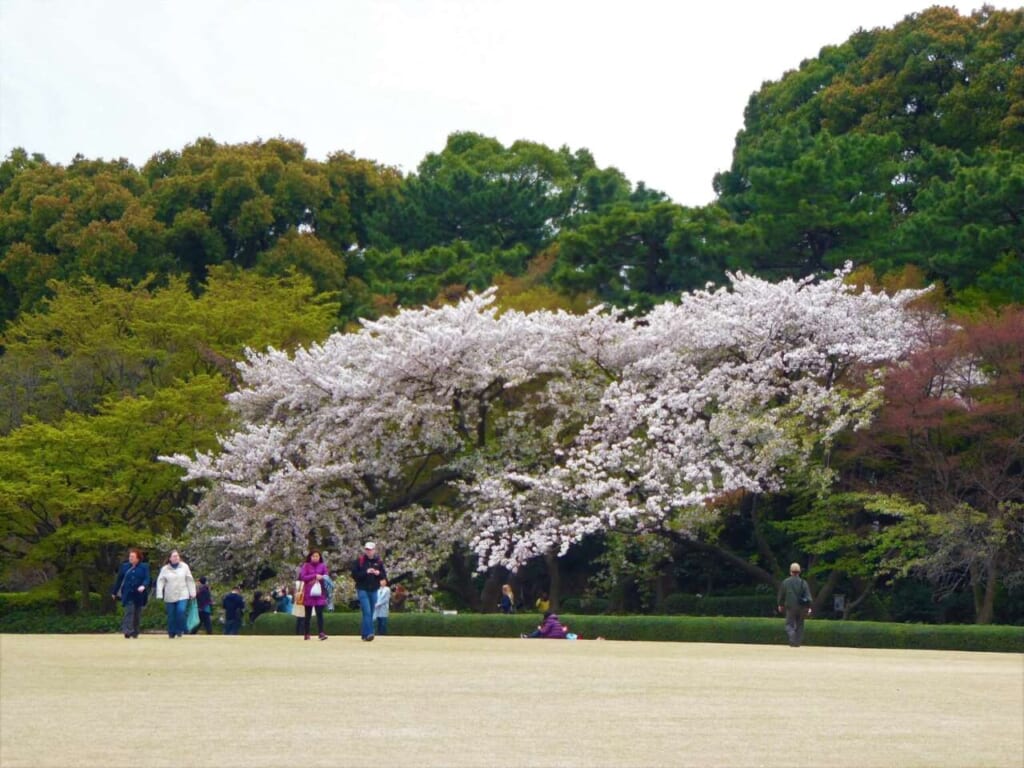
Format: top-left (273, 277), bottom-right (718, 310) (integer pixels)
top-left (523, 612), bottom-right (568, 639)
top-left (299, 549), bottom-right (329, 640)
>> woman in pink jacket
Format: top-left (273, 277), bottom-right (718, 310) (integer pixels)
top-left (299, 549), bottom-right (329, 640)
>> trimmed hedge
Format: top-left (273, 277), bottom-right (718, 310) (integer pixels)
top-left (3, 599), bottom-right (1021, 652)
top-left (0, 607), bottom-right (166, 634)
top-left (249, 612), bottom-right (1024, 653)
top-left (0, 590), bottom-right (107, 614)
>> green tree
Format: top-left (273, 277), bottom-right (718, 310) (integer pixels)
top-left (0, 377), bottom-right (230, 607)
top-left (0, 268), bottom-right (339, 431)
top-left (0, 154), bottom-right (154, 322)
top-left (368, 132), bottom-right (581, 253)
top-left (714, 6), bottom-right (1024, 302)
top-left (893, 149), bottom-right (1024, 305)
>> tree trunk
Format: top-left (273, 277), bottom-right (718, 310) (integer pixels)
top-left (976, 559), bottom-right (997, 625)
top-left (79, 568), bottom-right (92, 613)
top-left (544, 550), bottom-right (561, 612)
top-left (839, 576), bottom-right (875, 620)
top-left (479, 567), bottom-right (508, 613)
top-left (811, 570), bottom-right (842, 616)
top-left (669, 532), bottom-right (777, 588)
top-left (437, 550), bottom-right (483, 610)
top-left (654, 565), bottom-right (673, 610)
top-left (748, 494), bottom-right (783, 578)
top-left (969, 561), bottom-right (984, 622)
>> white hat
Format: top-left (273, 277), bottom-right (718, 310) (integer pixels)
top-left (364, 542), bottom-right (376, 550)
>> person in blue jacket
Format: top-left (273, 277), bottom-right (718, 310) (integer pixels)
top-left (222, 585), bottom-right (245, 635)
top-left (111, 547), bottom-right (150, 639)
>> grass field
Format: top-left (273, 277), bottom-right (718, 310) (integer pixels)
top-left (1, 634), bottom-right (1021, 768)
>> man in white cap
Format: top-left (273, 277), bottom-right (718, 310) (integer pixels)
top-left (351, 542), bottom-right (387, 641)
top-left (777, 562), bottom-right (813, 647)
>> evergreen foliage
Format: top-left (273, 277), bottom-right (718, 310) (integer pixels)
top-left (0, 6), bottom-right (1021, 624)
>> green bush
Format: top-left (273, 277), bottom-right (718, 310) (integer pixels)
top-left (0, 606), bottom-right (165, 634)
top-left (6, 605), bottom-right (1022, 653)
top-left (0, 589), bottom-right (108, 615)
top-left (248, 612), bottom-right (1024, 652)
top-left (0, 589), bottom-right (111, 618)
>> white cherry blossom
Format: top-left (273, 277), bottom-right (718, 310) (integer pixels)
top-left (163, 268), bottom-right (935, 579)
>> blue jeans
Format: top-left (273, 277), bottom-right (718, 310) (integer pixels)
top-left (375, 616), bottom-right (389, 635)
top-left (357, 589), bottom-right (378, 638)
top-left (165, 600), bottom-right (187, 637)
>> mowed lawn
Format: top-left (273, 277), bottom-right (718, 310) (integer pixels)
top-left (1, 634), bottom-right (1021, 768)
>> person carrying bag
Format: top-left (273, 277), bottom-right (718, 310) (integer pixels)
top-left (777, 562), bottom-right (813, 647)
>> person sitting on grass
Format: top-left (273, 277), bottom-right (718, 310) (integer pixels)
top-left (520, 611), bottom-right (569, 639)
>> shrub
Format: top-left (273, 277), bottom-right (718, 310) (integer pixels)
top-left (6, 605), bottom-right (1023, 653)
top-left (0, 605), bottom-right (165, 634)
top-left (247, 612), bottom-right (1024, 652)
top-left (0, 589), bottom-right (108, 617)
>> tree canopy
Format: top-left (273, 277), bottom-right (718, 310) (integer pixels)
top-left (164, 269), bottom-right (930, 583)
top-left (1, 5), bottom-right (1022, 621)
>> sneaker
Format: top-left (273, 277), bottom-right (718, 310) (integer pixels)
top-left (366, 634), bottom-right (374, 642)
top-left (304, 634), bottom-right (311, 640)
top-left (318, 633), bottom-right (328, 641)
top-left (519, 633), bottom-right (528, 639)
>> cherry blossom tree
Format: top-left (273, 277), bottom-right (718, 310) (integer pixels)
top-left (465, 270), bottom-right (934, 569)
top-left (163, 290), bottom-right (627, 579)
top-left (163, 267), bottom-right (934, 585)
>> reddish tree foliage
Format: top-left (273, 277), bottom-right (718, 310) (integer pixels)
top-left (855, 308), bottom-right (1024, 623)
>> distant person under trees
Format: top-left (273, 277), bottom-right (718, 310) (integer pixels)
top-left (777, 563), bottom-right (813, 647)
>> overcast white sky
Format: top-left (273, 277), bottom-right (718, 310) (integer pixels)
top-left (0, 0), bottom-right (1004, 206)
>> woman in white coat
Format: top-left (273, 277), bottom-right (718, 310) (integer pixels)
top-left (155, 550), bottom-right (197, 638)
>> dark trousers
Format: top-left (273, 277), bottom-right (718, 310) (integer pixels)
top-left (784, 607), bottom-right (808, 646)
top-left (224, 618), bottom-right (241, 635)
top-left (304, 605), bottom-right (324, 636)
top-left (190, 610), bottom-right (213, 635)
top-left (120, 601), bottom-right (142, 636)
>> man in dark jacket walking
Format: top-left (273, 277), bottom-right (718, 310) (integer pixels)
top-left (351, 542), bottom-right (387, 641)
top-left (222, 585), bottom-right (245, 635)
top-left (777, 562), bottom-right (813, 647)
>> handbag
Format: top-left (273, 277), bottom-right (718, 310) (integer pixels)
top-left (185, 598), bottom-right (200, 631)
top-left (799, 579), bottom-right (812, 606)
top-left (309, 580), bottom-right (323, 598)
